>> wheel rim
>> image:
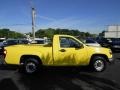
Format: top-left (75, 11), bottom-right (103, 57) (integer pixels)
top-left (94, 60), bottom-right (104, 71)
top-left (26, 62), bottom-right (37, 73)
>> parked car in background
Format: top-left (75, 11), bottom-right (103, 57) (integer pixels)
top-left (31, 38), bottom-right (48, 44)
top-left (0, 38), bottom-right (5, 42)
top-left (0, 38), bottom-right (6, 48)
top-left (96, 37), bottom-right (111, 48)
top-left (0, 42), bottom-right (4, 48)
top-left (85, 39), bottom-right (101, 47)
top-left (96, 37), bottom-right (120, 52)
top-left (2, 39), bottom-right (30, 47)
top-left (34, 38), bottom-right (46, 44)
top-left (109, 38), bottom-right (120, 51)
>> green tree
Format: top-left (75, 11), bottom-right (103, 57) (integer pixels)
top-left (35, 28), bottom-right (96, 39)
top-left (0, 28), bottom-right (24, 38)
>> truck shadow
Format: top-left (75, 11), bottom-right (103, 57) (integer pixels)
top-left (0, 78), bottom-right (19, 90)
top-left (0, 66), bottom-right (120, 90)
top-left (0, 65), bottom-right (18, 70)
top-left (17, 68), bottom-right (120, 90)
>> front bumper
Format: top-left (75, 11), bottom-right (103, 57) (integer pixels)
top-left (109, 58), bottom-right (113, 62)
top-left (111, 45), bottom-right (120, 51)
top-left (108, 57), bottom-right (114, 64)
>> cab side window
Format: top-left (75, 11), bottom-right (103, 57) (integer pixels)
top-left (60, 37), bottom-right (70, 48)
top-left (60, 37), bottom-right (81, 48)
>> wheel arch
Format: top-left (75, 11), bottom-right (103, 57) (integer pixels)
top-left (20, 55), bottom-right (42, 65)
top-left (90, 54), bottom-right (109, 64)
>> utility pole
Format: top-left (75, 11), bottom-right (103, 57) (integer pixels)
top-left (29, 0), bottom-right (36, 40)
top-left (32, 7), bottom-right (35, 40)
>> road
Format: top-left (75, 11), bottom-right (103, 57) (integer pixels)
top-left (0, 53), bottom-right (120, 90)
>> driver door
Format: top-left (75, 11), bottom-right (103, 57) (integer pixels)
top-left (54, 36), bottom-right (88, 66)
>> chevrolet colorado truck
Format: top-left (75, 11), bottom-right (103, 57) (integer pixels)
top-left (1, 35), bottom-right (113, 74)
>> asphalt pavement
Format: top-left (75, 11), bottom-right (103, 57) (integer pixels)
top-left (0, 53), bottom-right (120, 90)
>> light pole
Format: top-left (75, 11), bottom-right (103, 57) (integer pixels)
top-left (32, 7), bottom-right (36, 40)
top-left (29, 0), bottom-right (36, 40)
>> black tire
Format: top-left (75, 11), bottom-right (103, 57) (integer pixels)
top-left (90, 56), bottom-right (106, 72)
top-left (23, 58), bottom-right (40, 74)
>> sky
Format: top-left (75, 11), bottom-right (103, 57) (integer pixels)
top-left (0, 0), bottom-right (120, 34)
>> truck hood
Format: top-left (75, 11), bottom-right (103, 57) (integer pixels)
top-left (86, 45), bottom-right (111, 54)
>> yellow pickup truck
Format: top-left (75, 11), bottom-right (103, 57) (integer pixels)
top-left (2, 35), bottom-right (113, 74)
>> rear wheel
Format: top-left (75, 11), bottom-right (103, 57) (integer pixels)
top-left (23, 58), bottom-right (40, 74)
top-left (90, 56), bottom-right (106, 72)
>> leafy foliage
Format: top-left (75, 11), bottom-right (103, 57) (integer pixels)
top-left (0, 28), bottom-right (96, 39)
top-left (35, 28), bottom-right (95, 39)
top-left (0, 28), bottom-right (24, 38)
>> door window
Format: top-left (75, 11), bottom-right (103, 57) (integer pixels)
top-left (60, 37), bottom-right (70, 48)
top-left (60, 37), bottom-right (81, 48)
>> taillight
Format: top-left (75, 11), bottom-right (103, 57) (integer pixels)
top-left (4, 49), bottom-right (7, 54)
top-left (3, 49), bottom-right (7, 58)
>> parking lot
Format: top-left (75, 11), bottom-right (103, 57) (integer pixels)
top-left (0, 52), bottom-right (119, 90)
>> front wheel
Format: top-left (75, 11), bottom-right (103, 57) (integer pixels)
top-left (90, 56), bottom-right (106, 72)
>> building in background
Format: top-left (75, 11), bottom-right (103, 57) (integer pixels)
top-left (104, 25), bottom-right (120, 38)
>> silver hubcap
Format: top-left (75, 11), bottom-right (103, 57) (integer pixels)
top-left (94, 60), bottom-right (104, 71)
top-left (26, 62), bottom-right (36, 73)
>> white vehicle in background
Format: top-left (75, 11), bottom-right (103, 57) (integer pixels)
top-left (31, 37), bottom-right (48, 44)
top-left (0, 38), bottom-right (6, 42)
top-left (85, 39), bottom-right (101, 47)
